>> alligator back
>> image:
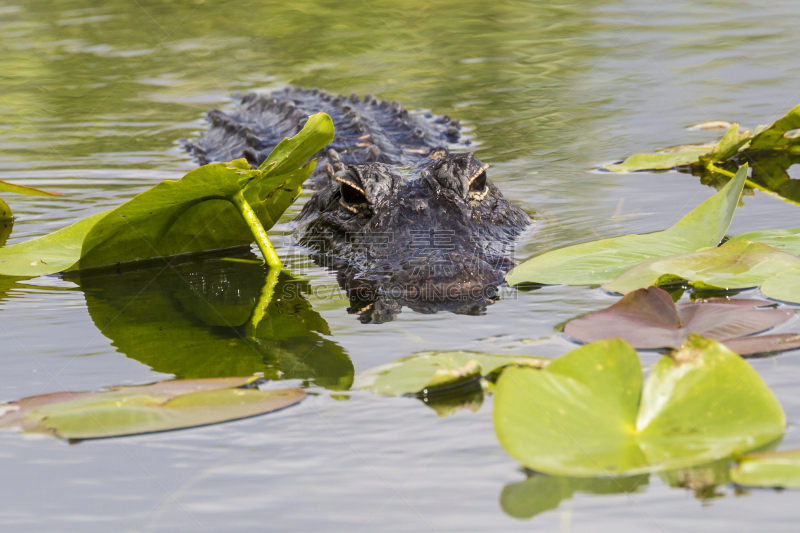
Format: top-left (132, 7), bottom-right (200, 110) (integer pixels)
top-left (184, 87), bottom-right (465, 175)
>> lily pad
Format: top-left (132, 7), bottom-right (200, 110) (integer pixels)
top-left (0, 218), bottom-right (10, 247)
top-left (731, 449), bottom-right (800, 489)
top-left (603, 241), bottom-right (800, 294)
top-left (504, 165), bottom-right (747, 287)
top-left (563, 286), bottom-right (794, 355)
top-left (354, 351), bottom-right (549, 397)
top-left (602, 103), bottom-right (800, 173)
top-left (0, 113), bottom-right (334, 277)
top-left (723, 334), bottom-right (800, 357)
top-left (761, 267), bottom-right (800, 304)
top-left (0, 180), bottom-right (61, 198)
top-left (603, 146), bottom-right (713, 172)
top-left (0, 198), bottom-right (12, 222)
top-left (0, 180), bottom-right (62, 222)
top-left (493, 336), bottom-right (785, 477)
top-left (0, 377), bottom-right (305, 440)
top-left (749, 103), bottom-right (800, 151)
top-left (727, 228), bottom-right (800, 256)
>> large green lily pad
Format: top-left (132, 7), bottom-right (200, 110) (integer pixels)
top-left (493, 336), bottom-right (785, 477)
top-left (354, 351), bottom-right (549, 397)
top-left (504, 165), bottom-right (747, 287)
top-left (0, 376), bottom-right (305, 441)
top-left (0, 113), bottom-right (334, 277)
top-left (731, 449), bottom-right (800, 489)
top-left (603, 241), bottom-right (800, 294)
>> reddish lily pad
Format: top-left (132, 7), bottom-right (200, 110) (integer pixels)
top-left (563, 287), bottom-right (795, 355)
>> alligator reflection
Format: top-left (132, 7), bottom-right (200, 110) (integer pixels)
top-left (315, 256), bottom-right (501, 324)
top-left (689, 153), bottom-right (800, 205)
top-left (500, 459), bottom-right (739, 520)
top-left (77, 256), bottom-right (353, 391)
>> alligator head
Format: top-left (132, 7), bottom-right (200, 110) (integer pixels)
top-left (294, 149), bottom-right (531, 322)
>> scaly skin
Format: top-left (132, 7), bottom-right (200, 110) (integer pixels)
top-left (186, 87), bottom-right (530, 322)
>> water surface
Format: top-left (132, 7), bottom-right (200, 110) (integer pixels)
top-left (3, 0), bottom-right (800, 530)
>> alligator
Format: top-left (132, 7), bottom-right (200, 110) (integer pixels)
top-left (185, 86), bottom-right (530, 322)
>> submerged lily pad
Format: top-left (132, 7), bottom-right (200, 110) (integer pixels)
top-left (0, 113), bottom-right (334, 277)
top-left (493, 336), bottom-right (785, 477)
top-left (563, 287), bottom-right (795, 355)
top-left (603, 241), bottom-right (800, 294)
top-left (0, 377), bottom-right (305, 440)
top-left (505, 165), bottom-right (747, 287)
top-left (731, 449), bottom-right (800, 489)
top-left (354, 351), bottom-right (549, 397)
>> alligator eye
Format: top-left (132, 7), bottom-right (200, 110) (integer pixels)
top-left (468, 170), bottom-right (488, 200)
top-left (336, 178), bottom-right (370, 214)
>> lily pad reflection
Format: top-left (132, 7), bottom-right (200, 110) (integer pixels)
top-left (501, 458), bottom-right (738, 519)
top-left (76, 255), bottom-right (353, 390)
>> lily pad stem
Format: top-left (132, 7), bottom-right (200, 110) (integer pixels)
top-left (705, 162), bottom-right (736, 178)
top-left (246, 268), bottom-right (281, 338)
top-left (706, 162), bottom-right (764, 193)
top-left (230, 190), bottom-right (282, 270)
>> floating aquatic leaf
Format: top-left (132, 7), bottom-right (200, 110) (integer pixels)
top-left (0, 113), bottom-right (334, 277)
top-left (761, 267), bottom-right (800, 304)
top-left (563, 287), bottom-right (794, 355)
top-left (603, 241), bottom-right (800, 294)
top-left (749, 103), bottom-right (800, 151)
top-left (0, 180), bottom-right (61, 198)
top-left (354, 351), bottom-right (549, 397)
top-left (603, 103), bottom-right (800, 173)
top-left (699, 124), bottom-right (752, 164)
top-left (603, 146), bottom-right (713, 172)
top-left (723, 334), bottom-right (800, 357)
top-left (493, 336), bottom-right (785, 477)
top-left (0, 377), bottom-right (304, 440)
top-left (727, 228), bottom-right (800, 256)
top-left (731, 449), bottom-right (800, 489)
top-left (0, 218), bottom-right (10, 247)
top-left (0, 181), bottom-right (61, 223)
top-left (0, 198), bottom-right (11, 222)
top-left (505, 165), bottom-right (747, 287)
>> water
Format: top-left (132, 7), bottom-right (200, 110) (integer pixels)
top-left (2, 0), bottom-right (800, 530)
